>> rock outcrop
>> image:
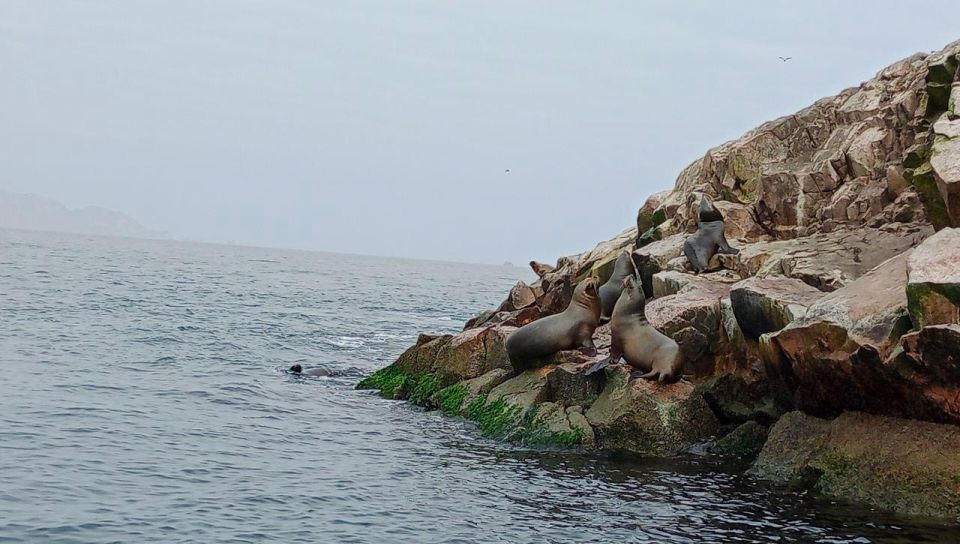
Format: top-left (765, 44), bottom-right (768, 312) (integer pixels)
top-left (359, 39), bottom-right (960, 520)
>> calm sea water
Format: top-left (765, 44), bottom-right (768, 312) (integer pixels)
top-left (1, 229), bottom-right (958, 543)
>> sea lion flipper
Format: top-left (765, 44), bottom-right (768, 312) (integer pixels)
top-left (634, 369), bottom-right (659, 381)
top-left (584, 358), bottom-right (611, 376)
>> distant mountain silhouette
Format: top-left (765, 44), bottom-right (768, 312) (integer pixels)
top-left (0, 190), bottom-right (164, 239)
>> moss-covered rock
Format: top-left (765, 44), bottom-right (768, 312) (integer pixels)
top-left (709, 421), bottom-right (769, 459)
top-left (356, 366), bottom-right (442, 402)
top-left (907, 227), bottom-right (960, 328)
top-left (754, 411), bottom-right (960, 520)
top-left (585, 366), bottom-right (719, 456)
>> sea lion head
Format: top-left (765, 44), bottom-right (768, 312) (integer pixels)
top-left (698, 195), bottom-right (724, 223)
top-left (529, 260), bottom-right (555, 278)
top-left (618, 274), bottom-right (647, 314)
top-left (289, 364), bottom-right (303, 373)
top-left (573, 276), bottom-right (601, 314)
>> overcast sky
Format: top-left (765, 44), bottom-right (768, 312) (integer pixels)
top-left (1, 1), bottom-right (958, 264)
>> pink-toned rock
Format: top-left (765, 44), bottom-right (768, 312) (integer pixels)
top-left (767, 252), bottom-right (915, 416)
top-left (391, 325), bottom-right (513, 386)
top-left (632, 233), bottom-right (686, 296)
top-left (931, 114), bottom-right (960, 227)
top-left (645, 280), bottom-right (730, 364)
top-left (733, 226), bottom-right (930, 291)
top-left (714, 201), bottom-right (768, 242)
top-left (730, 277), bottom-right (824, 339)
top-left (906, 227), bottom-right (960, 328)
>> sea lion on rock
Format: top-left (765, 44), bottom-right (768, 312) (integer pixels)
top-left (598, 252), bottom-right (637, 324)
top-left (529, 260), bottom-right (556, 278)
top-left (683, 195), bottom-right (739, 273)
top-left (585, 275), bottom-right (684, 383)
top-left (505, 276), bottom-right (601, 370)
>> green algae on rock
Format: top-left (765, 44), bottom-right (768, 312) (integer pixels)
top-left (754, 411), bottom-right (960, 520)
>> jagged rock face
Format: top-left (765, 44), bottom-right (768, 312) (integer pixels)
top-left (754, 411), bottom-right (960, 519)
top-left (657, 41), bottom-right (960, 240)
top-left (906, 227), bottom-right (960, 328)
top-left (767, 252), bottom-right (915, 417)
top-left (931, 114), bottom-right (960, 226)
top-left (632, 233), bottom-right (685, 297)
top-left (636, 191), bottom-right (670, 246)
top-left (729, 225), bottom-right (931, 291)
top-left (645, 280), bottom-right (730, 367)
top-left (883, 325), bottom-right (960, 422)
top-left (729, 277), bottom-right (824, 340)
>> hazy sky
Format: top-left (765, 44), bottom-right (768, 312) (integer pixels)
top-left (1, 2), bottom-right (958, 264)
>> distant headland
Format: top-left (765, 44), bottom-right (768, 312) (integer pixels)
top-left (0, 190), bottom-right (164, 240)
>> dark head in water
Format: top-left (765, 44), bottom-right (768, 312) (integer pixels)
top-left (288, 363), bottom-right (332, 377)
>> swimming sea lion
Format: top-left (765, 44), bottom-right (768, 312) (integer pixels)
top-left (289, 364), bottom-right (332, 377)
top-left (505, 276), bottom-right (601, 370)
top-left (585, 275), bottom-right (683, 382)
top-left (529, 260), bottom-right (556, 278)
top-left (683, 195), bottom-right (739, 274)
top-left (597, 252), bottom-right (637, 324)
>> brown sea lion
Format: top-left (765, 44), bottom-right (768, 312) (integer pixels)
top-left (683, 195), bottom-right (739, 274)
top-left (505, 276), bottom-right (601, 370)
top-left (585, 275), bottom-right (683, 382)
top-left (598, 252), bottom-right (637, 324)
top-left (529, 260), bottom-right (556, 278)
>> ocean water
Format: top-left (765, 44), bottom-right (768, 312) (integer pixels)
top-left (1, 229), bottom-right (957, 544)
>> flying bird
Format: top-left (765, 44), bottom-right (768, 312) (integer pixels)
top-left (505, 169), bottom-right (510, 173)
top-left (779, 56), bottom-right (792, 62)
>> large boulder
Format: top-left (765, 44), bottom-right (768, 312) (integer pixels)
top-left (645, 279), bottom-right (730, 366)
top-left (632, 233), bottom-right (685, 297)
top-left (636, 191), bottom-right (670, 238)
top-left (585, 367), bottom-right (719, 456)
top-left (531, 402), bottom-right (596, 448)
top-left (930, 100), bottom-right (960, 228)
top-left (731, 226), bottom-right (930, 292)
top-left (390, 325), bottom-right (513, 387)
top-left (754, 411), bottom-right (960, 520)
top-left (730, 276), bottom-right (824, 339)
top-left (881, 324), bottom-right (960, 423)
top-left (767, 252), bottom-right (915, 416)
top-left (487, 368), bottom-right (553, 412)
top-left (713, 201), bottom-right (768, 242)
top-left (906, 227), bottom-right (960, 328)
top-left (546, 362), bottom-right (604, 408)
top-left (652, 270), bottom-right (740, 299)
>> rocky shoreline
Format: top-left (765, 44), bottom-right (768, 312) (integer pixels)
top-left (358, 39), bottom-right (960, 520)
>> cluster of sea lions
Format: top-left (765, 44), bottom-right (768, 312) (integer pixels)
top-left (505, 194), bottom-right (736, 384)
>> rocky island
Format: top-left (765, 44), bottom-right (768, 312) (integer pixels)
top-left (359, 39), bottom-right (960, 520)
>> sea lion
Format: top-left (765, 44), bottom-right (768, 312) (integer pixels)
top-left (585, 275), bottom-right (684, 382)
top-left (683, 195), bottom-right (739, 273)
top-left (289, 364), bottom-right (332, 377)
top-left (505, 276), bottom-right (601, 370)
top-left (529, 260), bottom-right (556, 278)
top-left (598, 251), bottom-right (637, 324)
